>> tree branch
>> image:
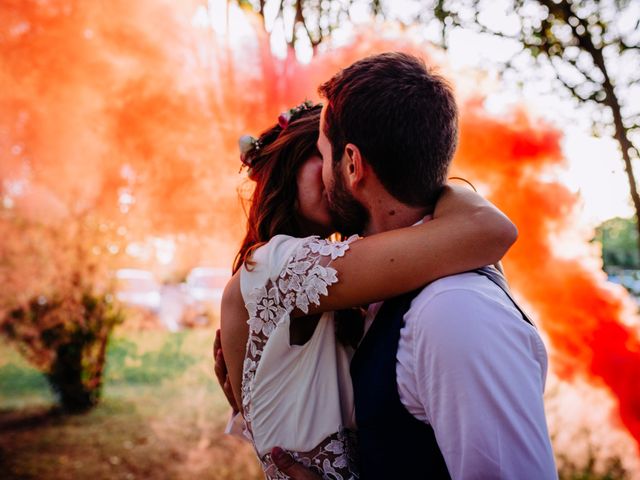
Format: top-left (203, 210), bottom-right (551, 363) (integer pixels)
top-left (620, 40), bottom-right (640, 52)
top-left (466, 20), bottom-right (518, 41)
top-left (548, 56), bottom-right (600, 104)
top-left (563, 55), bottom-right (602, 85)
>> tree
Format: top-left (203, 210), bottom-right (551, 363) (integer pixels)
top-left (422, 0), bottom-right (640, 258)
top-left (234, 0), bottom-right (384, 52)
top-left (2, 285), bottom-right (124, 413)
top-left (594, 216), bottom-right (640, 270)
top-left (0, 213), bottom-right (125, 412)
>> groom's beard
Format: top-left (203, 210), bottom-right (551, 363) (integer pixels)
top-left (327, 168), bottom-right (369, 236)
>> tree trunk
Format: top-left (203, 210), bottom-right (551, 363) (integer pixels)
top-left (87, 327), bottom-right (111, 395)
top-left (47, 341), bottom-right (97, 413)
top-left (583, 32), bottom-right (640, 258)
top-left (607, 93), bottom-right (640, 257)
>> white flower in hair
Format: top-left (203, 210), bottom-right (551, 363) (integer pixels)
top-left (239, 134), bottom-right (258, 156)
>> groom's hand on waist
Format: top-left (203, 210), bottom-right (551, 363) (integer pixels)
top-left (271, 447), bottom-right (322, 480)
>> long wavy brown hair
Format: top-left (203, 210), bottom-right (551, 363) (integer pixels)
top-left (233, 103), bottom-right (364, 347)
top-left (233, 104), bottom-right (324, 274)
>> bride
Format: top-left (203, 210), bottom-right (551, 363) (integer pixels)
top-left (220, 102), bottom-right (516, 479)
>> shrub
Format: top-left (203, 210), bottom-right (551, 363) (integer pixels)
top-left (1, 288), bottom-right (124, 413)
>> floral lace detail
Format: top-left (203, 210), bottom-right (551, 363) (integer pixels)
top-left (262, 429), bottom-right (359, 480)
top-left (240, 235), bottom-right (359, 479)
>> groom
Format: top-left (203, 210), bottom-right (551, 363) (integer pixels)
top-left (277, 52), bottom-right (556, 479)
top-left (218, 52), bottom-right (557, 479)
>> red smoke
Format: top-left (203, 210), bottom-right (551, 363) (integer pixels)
top-left (2, 0), bottom-right (639, 456)
top-left (454, 101), bottom-right (640, 447)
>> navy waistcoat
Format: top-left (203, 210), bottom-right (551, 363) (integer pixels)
top-left (350, 266), bottom-right (533, 479)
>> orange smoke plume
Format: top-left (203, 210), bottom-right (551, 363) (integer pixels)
top-left (2, 0), bottom-right (639, 456)
top-left (454, 100), bottom-right (640, 449)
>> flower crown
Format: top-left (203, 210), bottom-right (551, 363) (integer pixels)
top-left (277, 100), bottom-right (315, 129)
top-left (238, 100), bottom-right (317, 173)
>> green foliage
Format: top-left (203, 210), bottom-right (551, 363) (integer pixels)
top-left (1, 330), bottom-right (632, 480)
top-left (104, 333), bottom-right (197, 385)
top-left (0, 363), bottom-right (50, 395)
top-left (556, 445), bottom-right (628, 480)
top-left (0, 330), bottom-right (263, 480)
top-left (1, 290), bottom-right (124, 413)
top-left (594, 217), bottom-right (640, 269)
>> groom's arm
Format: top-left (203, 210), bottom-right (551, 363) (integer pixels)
top-left (270, 448), bottom-right (322, 480)
top-left (409, 288), bottom-right (558, 480)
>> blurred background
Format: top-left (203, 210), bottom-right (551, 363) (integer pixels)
top-left (1, 0), bottom-right (639, 478)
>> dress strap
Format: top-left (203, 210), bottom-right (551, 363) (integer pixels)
top-left (473, 266), bottom-right (535, 327)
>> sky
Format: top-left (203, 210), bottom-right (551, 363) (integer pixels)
top-left (442, 26), bottom-right (636, 226)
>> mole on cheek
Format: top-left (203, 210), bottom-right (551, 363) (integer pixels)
top-left (388, 210), bottom-right (396, 216)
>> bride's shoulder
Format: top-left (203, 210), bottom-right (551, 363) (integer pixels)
top-left (238, 235), bottom-right (317, 296)
top-left (264, 233), bottom-right (318, 250)
top-left (222, 269), bottom-right (242, 297)
top-left (254, 234), bottom-right (361, 271)
top-left (221, 271), bottom-right (244, 322)
top-left (253, 234), bottom-right (319, 265)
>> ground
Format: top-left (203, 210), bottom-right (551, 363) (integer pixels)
top-left (0, 328), bottom-right (262, 480)
top-left (0, 327), bottom-right (635, 479)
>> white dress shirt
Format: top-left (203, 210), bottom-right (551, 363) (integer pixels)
top-left (365, 272), bottom-right (557, 479)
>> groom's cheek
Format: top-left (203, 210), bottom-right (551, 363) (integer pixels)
top-left (321, 158), bottom-right (333, 192)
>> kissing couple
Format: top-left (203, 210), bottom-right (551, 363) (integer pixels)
top-left (214, 52), bottom-right (557, 479)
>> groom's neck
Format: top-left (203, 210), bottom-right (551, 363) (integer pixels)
top-left (363, 199), bottom-right (432, 236)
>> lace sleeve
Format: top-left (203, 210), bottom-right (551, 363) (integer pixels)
top-left (277, 235), bottom-right (358, 314)
top-left (245, 235), bottom-right (358, 330)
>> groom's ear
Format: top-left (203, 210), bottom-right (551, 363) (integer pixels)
top-left (344, 143), bottom-right (365, 188)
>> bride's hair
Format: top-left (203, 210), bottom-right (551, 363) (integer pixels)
top-left (233, 104), bottom-right (323, 274)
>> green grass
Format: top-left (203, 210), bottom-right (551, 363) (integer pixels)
top-left (0, 329), bottom-right (262, 480)
top-left (1, 329), bottom-right (634, 480)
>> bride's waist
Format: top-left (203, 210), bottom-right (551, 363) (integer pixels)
top-left (258, 428), bottom-right (359, 479)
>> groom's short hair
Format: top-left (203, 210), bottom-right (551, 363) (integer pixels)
top-left (318, 52), bottom-right (458, 207)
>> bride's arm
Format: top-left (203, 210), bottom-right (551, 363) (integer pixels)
top-left (302, 184), bottom-right (517, 315)
top-left (220, 273), bottom-right (248, 415)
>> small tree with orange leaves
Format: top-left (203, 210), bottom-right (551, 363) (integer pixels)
top-left (0, 212), bottom-right (126, 413)
top-left (3, 285), bottom-right (124, 412)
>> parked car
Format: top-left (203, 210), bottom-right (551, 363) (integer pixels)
top-left (115, 269), bottom-right (162, 313)
top-left (182, 267), bottom-right (229, 326)
top-left (608, 269), bottom-right (640, 296)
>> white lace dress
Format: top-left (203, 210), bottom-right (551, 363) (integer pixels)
top-left (239, 234), bottom-right (360, 480)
